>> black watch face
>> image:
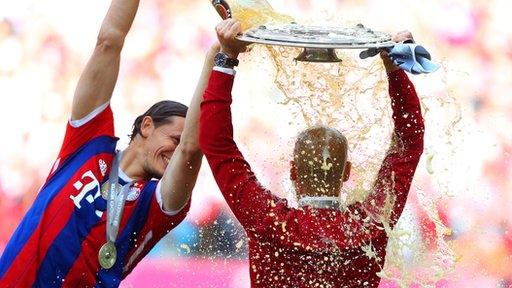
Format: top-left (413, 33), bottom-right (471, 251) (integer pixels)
top-left (214, 53), bottom-right (227, 67)
top-left (215, 52), bottom-right (238, 68)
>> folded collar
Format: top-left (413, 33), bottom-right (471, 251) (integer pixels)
top-left (298, 196), bottom-right (341, 209)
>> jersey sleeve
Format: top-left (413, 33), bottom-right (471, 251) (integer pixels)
top-left (144, 180), bottom-right (191, 238)
top-left (199, 71), bottom-right (277, 231)
top-left (58, 102), bottom-right (115, 161)
top-left (359, 70), bottom-right (425, 228)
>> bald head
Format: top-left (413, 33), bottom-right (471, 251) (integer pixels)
top-left (292, 125), bottom-right (350, 198)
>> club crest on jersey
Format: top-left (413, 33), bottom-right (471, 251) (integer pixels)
top-left (127, 183), bottom-right (142, 201)
top-left (99, 159), bottom-right (108, 177)
top-left (100, 182), bottom-right (142, 201)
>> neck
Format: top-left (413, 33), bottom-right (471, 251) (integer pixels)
top-left (120, 141), bottom-right (148, 181)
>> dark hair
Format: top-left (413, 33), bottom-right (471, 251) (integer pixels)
top-left (129, 100), bottom-right (188, 142)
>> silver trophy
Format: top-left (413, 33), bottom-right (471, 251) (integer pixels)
top-left (211, 0), bottom-right (395, 63)
top-left (238, 23), bottom-right (395, 62)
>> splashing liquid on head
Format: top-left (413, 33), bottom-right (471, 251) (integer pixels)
top-left (268, 45), bottom-right (459, 287)
top-left (226, 1), bottom-right (458, 286)
top-left (267, 44), bottom-right (457, 287)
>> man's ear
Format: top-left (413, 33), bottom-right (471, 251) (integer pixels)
top-left (290, 160), bottom-right (297, 181)
top-left (140, 116), bottom-right (154, 138)
top-left (342, 161), bottom-right (351, 182)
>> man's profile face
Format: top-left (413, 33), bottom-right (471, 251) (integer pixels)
top-left (141, 116), bottom-right (185, 179)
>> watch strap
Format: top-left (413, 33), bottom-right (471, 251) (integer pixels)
top-left (215, 52), bottom-right (239, 68)
top-left (225, 57), bottom-right (239, 67)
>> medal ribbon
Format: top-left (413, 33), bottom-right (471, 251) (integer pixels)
top-left (106, 151), bottom-right (132, 244)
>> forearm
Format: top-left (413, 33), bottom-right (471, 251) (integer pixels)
top-left (368, 70), bottom-right (424, 225)
top-left (200, 71), bottom-right (272, 229)
top-left (361, 71), bottom-right (424, 224)
top-left (200, 64), bottom-right (245, 160)
top-left (388, 70), bottom-right (425, 151)
top-left (179, 44), bottom-right (220, 153)
top-left (71, 0), bottom-right (140, 120)
top-left (97, 0), bottom-right (140, 45)
top-left (159, 45), bottom-right (220, 212)
top-left (199, 71), bottom-right (243, 186)
top-left (382, 53), bottom-right (399, 73)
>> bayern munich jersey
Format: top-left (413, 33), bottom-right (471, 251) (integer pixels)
top-left (0, 103), bottom-right (190, 287)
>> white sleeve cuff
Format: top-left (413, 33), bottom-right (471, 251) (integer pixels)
top-left (155, 180), bottom-right (187, 216)
top-left (69, 101), bottom-right (110, 128)
top-left (213, 66), bottom-right (236, 75)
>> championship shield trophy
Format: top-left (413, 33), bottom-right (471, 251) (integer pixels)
top-left (211, 0), bottom-right (395, 63)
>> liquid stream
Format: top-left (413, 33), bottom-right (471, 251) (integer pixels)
top-left (225, 1), bottom-right (458, 286)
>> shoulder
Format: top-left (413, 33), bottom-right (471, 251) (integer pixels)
top-left (57, 103), bottom-right (115, 162)
top-left (69, 102), bottom-right (111, 128)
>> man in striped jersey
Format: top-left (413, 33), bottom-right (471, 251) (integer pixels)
top-left (0, 0), bottom-right (219, 286)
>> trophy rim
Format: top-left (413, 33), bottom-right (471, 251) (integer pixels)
top-left (237, 23), bottom-right (396, 49)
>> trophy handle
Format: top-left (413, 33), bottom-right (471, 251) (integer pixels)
top-left (212, 0), bottom-right (232, 19)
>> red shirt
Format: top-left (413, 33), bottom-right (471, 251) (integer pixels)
top-left (199, 69), bottom-right (424, 288)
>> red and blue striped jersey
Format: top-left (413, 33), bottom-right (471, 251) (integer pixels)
top-left (0, 104), bottom-right (190, 287)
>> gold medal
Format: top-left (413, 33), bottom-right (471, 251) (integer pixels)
top-left (101, 182), bottom-right (122, 200)
top-left (101, 182), bottom-right (110, 200)
top-left (98, 241), bottom-right (117, 269)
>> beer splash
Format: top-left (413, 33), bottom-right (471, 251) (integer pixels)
top-left (228, 1), bottom-right (458, 286)
top-left (223, 0), bottom-right (294, 30)
top-left (265, 45), bottom-right (458, 286)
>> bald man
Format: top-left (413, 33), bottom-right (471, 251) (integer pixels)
top-left (199, 19), bottom-right (425, 287)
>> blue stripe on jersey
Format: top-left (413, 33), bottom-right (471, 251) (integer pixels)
top-left (35, 174), bottom-right (132, 286)
top-left (34, 179), bottom-right (105, 286)
top-left (0, 136), bottom-right (116, 278)
top-left (96, 181), bottom-right (156, 288)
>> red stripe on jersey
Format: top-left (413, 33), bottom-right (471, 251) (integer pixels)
top-left (62, 215), bottom-right (106, 287)
top-left (0, 155), bottom-right (110, 287)
top-left (122, 194), bottom-right (190, 277)
top-left (58, 105), bottom-right (114, 164)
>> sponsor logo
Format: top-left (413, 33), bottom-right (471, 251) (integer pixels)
top-left (70, 170), bottom-right (103, 218)
top-left (99, 159), bottom-right (107, 177)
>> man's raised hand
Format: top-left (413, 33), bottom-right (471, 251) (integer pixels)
top-left (380, 30), bottom-right (415, 73)
top-left (392, 30), bottom-right (415, 44)
top-left (216, 19), bottom-right (249, 59)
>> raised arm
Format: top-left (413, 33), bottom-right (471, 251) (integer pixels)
top-left (199, 20), bottom-right (384, 250)
top-left (361, 32), bottom-right (425, 228)
top-left (158, 44), bottom-right (221, 212)
top-left (71, 0), bottom-right (140, 120)
top-left (199, 20), bottom-right (286, 232)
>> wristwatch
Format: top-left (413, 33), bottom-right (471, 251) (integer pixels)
top-left (214, 52), bottom-right (239, 68)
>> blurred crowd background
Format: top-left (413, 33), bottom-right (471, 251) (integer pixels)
top-left (1, 0), bottom-right (511, 287)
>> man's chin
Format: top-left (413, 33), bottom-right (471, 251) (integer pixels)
top-left (144, 167), bottom-right (164, 180)
top-left (153, 170), bottom-right (164, 180)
